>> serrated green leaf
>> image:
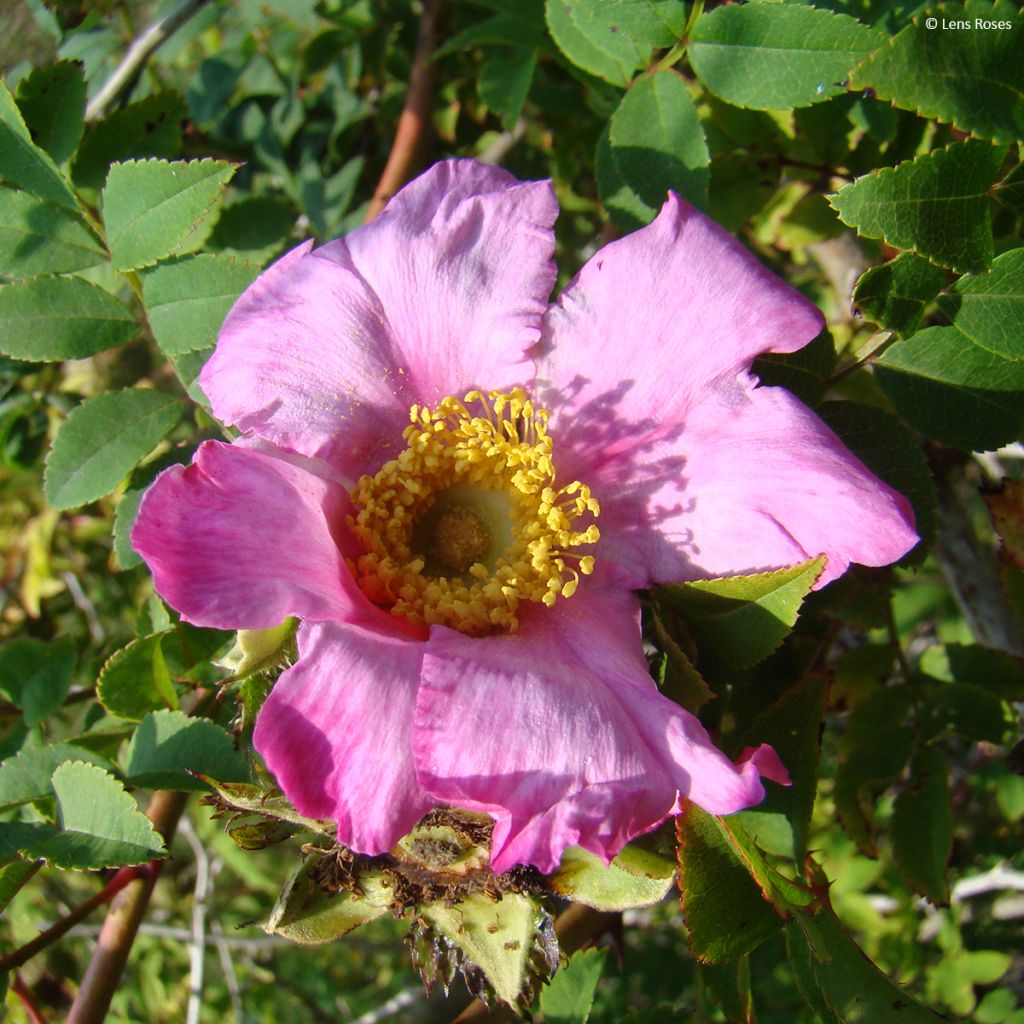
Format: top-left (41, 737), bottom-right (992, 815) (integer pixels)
top-left (0, 275), bottom-right (135, 362)
top-left (595, 122), bottom-right (657, 232)
top-left (540, 947), bottom-right (607, 1024)
top-left (689, 5), bottom-right (882, 110)
top-left (545, 0), bottom-right (685, 87)
top-left (207, 194), bottom-right (297, 256)
top-left (919, 681), bottom-right (1015, 744)
top-left (0, 636), bottom-right (75, 727)
top-left (0, 79), bottom-right (78, 209)
top-left (817, 401), bottom-right (937, 554)
top-left (96, 635), bottom-right (178, 721)
top-left (830, 139), bottom-right (1005, 275)
top-left (43, 388), bottom-right (182, 509)
top-left (874, 325), bottom-right (1024, 451)
top-left (549, 843), bottom-right (675, 911)
top-left (891, 746), bottom-right (951, 904)
top-left (753, 329), bottom-right (836, 406)
top-left (479, 49), bottom-right (537, 128)
top-left (15, 61), bottom-right (86, 165)
top-left (853, 253), bottom-right (947, 337)
top-left (656, 557), bottom-right (825, 671)
top-left (103, 158), bottom-right (236, 272)
top-left (609, 69), bottom-right (709, 210)
top-left (122, 709), bottom-right (249, 790)
top-left (0, 743), bottom-right (118, 812)
top-left (942, 643), bottom-right (1024, 701)
top-left (937, 249), bottom-right (1024, 361)
top-left (141, 253), bottom-right (258, 356)
top-left (0, 188), bottom-right (105, 277)
top-left (850, 0), bottom-right (1024, 144)
top-left (677, 806), bottom-right (783, 963)
top-left (652, 607), bottom-right (714, 713)
top-left (992, 163), bottom-right (1024, 219)
top-left (20, 761), bottom-right (166, 869)
top-left (72, 93), bottom-right (186, 191)
top-left (195, 776), bottom-right (334, 834)
top-left (266, 856), bottom-right (391, 943)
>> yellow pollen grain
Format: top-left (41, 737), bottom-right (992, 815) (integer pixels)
top-left (347, 388), bottom-right (600, 635)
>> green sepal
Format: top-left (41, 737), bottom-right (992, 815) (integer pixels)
top-left (549, 842), bottom-right (675, 912)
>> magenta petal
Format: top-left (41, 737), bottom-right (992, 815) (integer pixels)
top-left (131, 441), bottom-right (364, 629)
top-left (254, 621), bottom-right (433, 854)
top-left (414, 588), bottom-right (778, 874)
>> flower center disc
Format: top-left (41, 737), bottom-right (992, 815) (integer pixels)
top-left (347, 388), bottom-right (600, 635)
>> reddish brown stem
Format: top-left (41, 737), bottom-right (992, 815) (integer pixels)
top-left (365, 0), bottom-right (443, 222)
top-left (11, 973), bottom-right (50, 1024)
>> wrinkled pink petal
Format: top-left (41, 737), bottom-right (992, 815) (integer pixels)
top-left (255, 621), bottom-right (434, 854)
top-left (132, 441), bottom-right (366, 630)
top-left (414, 589), bottom-right (780, 874)
top-left (203, 162), bottom-right (558, 476)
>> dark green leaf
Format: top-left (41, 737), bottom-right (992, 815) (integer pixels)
top-left (480, 49), bottom-right (537, 128)
top-left (891, 746), bottom-right (951, 904)
top-left (609, 69), bottom-right (709, 211)
top-left (103, 158), bottom-right (236, 272)
top-left (943, 643), bottom-right (1024, 701)
top-left (122, 709), bottom-right (249, 790)
top-left (96, 635), bottom-right (179, 721)
top-left (595, 122), bottom-right (656, 232)
top-left (853, 253), bottom-right (947, 337)
top-left (753, 329), bottom-right (836, 406)
top-left (142, 254), bottom-right (258, 356)
top-left (0, 79), bottom-right (78, 209)
top-left (874, 325), bottom-right (1024, 451)
top-left (937, 249), bottom-right (1024, 361)
top-left (0, 860), bottom-right (39, 913)
top-left (829, 139), bottom-right (1006, 274)
top-left (689, 5), bottom-right (882, 110)
top-left (652, 607), bottom-right (713, 713)
top-left (656, 557), bottom-right (826, 671)
top-left (0, 637), bottom-right (75, 727)
top-left (20, 761), bottom-right (166, 869)
top-left (992, 163), bottom-right (1024, 219)
top-left (540, 947), bottom-right (607, 1024)
top-left (0, 275), bottom-right (135, 362)
top-left (207, 195), bottom-right (297, 256)
top-left (850, 0), bottom-right (1024, 144)
top-left (0, 743), bottom-right (118, 812)
top-left (15, 61), bottom-right (86, 165)
top-left (0, 188), bottom-right (105, 277)
top-left (43, 388), bottom-right (183, 509)
top-left (919, 681), bottom-right (1015, 744)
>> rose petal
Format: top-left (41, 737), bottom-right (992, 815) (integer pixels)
top-left (132, 440), bottom-right (371, 630)
top-left (255, 621), bottom-right (433, 854)
top-left (414, 588), bottom-right (777, 873)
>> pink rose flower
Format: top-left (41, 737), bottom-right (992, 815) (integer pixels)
top-left (133, 160), bottom-right (917, 873)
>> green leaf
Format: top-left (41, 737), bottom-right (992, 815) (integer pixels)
top-left (689, 5), bottom-right (882, 110)
top-left (944, 643), bottom-right (1024, 701)
top-left (0, 860), bottom-right (39, 914)
top-left (891, 746), bottom-right (952, 904)
top-left (677, 806), bottom-right (783, 963)
top-left (20, 761), bottom-right (166, 869)
top-left (207, 194), bottom-right (297, 256)
top-left (919, 681), bottom-right (1014, 744)
top-left (96, 635), bottom-right (179, 721)
top-left (540, 947), bottom-right (607, 1024)
top-left (992, 163), bottom-right (1024, 219)
top-left (479, 49), bottom-right (537, 128)
top-left (595, 122), bottom-right (657, 232)
top-left (850, 0), bottom-right (1024, 144)
top-left (0, 743), bottom-right (118, 812)
top-left (113, 447), bottom-right (191, 570)
top-left (787, 904), bottom-right (951, 1024)
top-left (0, 275), bottom-right (135, 362)
top-left (141, 254), bottom-right (258, 356)
top-left (43, 388), bottom-right (182, 509)
top-left (195, 777), bottom-right (334, 835)
top-left (122, 709), bottom-right (250, 790)
top-left (817, 401), bottom-right (938, 554)
top-left (0, 79), bottom-right (78, 209)
top-left (829, 139), bottom-right (1006, 275)
top-left (937, 249), bottom-right (1024, 361)
top-left (15, 61), bottom-right (86, 165)
top-left (422, 892), bottom-right (550, 1007)
top-left (549, 843), bottom-right (676, 911)
top-left (608, 69), bottom-right (709, 210)
top-left (853, 253), bottom-right (947, 337)
top-left (656, 557), bottom-right (826, 671)
top-left (652, 607), bottom-right (714, 713)
top-left (0, 637), bottom-right (75, 727)
top-left (266, 855), bottom-right (391, 943)
top-left (874, 325), bottom-right (1024, 451)
top-left (72, 93), bottom-right (186, 191)
top-left (103, 158), bottom-right (236, 272)
top-left (753, 329), bottom-right (836, 406)
top-left (545, 0), bottom-right (685, 87)
top-left (0, 188), bottom-right (105, 277)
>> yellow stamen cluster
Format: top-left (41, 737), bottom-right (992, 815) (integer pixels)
top-left (347, 388), bottom-right (600, 634)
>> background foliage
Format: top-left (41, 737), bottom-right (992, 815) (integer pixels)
top-left (0, 0), bottom-right (1022, 1021)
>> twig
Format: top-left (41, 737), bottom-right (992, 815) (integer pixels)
top-left (350, 985), bottom-right (422, 1024)
top-left (365, 0), bottom-right (444, 221)
top-left (61, 571), bottom-right (105, 645)
top-left (179, 817), bottom-right (211, 1024)
top-left (11, 973), bottom-right (49, 1024)
top-left (477, 120), bottom-right (527, 166)
top-left (85, 0), bottom-right (216, 121)
top-left (67, 789), bottom-right (190, 1024)
top-left (211, 920), bottom-right (244, 1022)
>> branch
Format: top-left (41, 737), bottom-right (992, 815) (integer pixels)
top-left (365, 0), bottom-right (444, 222)
top-left (85, 0), bottom-right (216, 122)
top-left (66, 789), bottom-right (190, 1024)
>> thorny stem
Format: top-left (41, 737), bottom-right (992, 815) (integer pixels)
top-left (365, 0), bottom-right (444, 222)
